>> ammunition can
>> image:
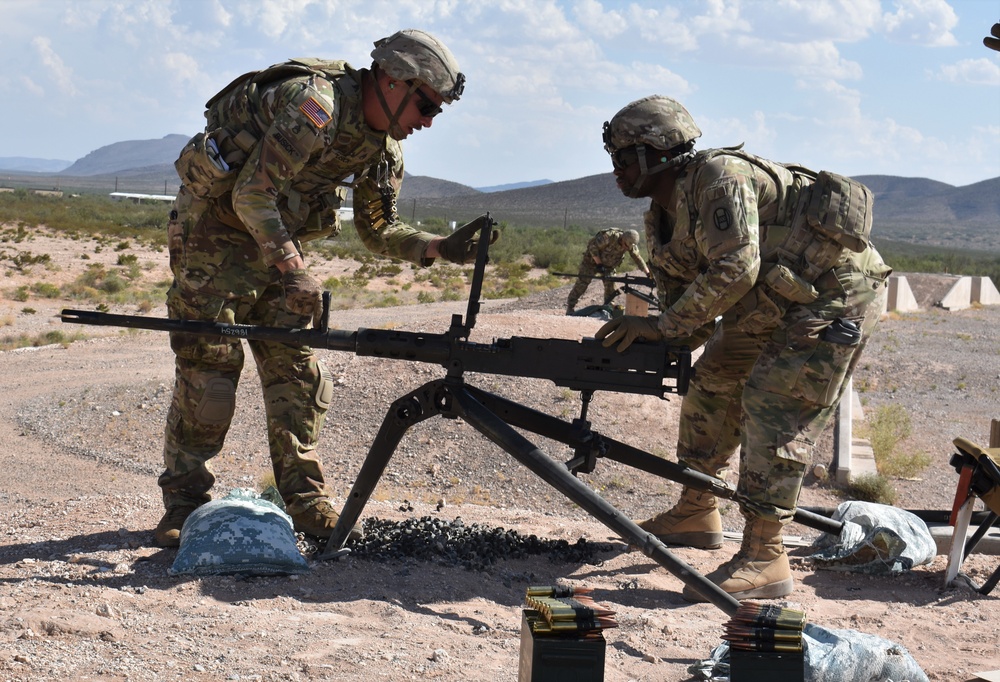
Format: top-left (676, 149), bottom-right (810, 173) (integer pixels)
top-left (730, 648), bottom-right (804, 682)
top-left (518, 610), bottom-right (605, 682)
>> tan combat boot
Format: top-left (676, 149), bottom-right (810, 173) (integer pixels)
top-left (682, 516), bottom-right (793, 602)
top-left (638, 487), bottom-right (723, 549)
top-left (291, 499), bottom-right (364, 542)
top-left (154, 505), bottom-right (200, 548)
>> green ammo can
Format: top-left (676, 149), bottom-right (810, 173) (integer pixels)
top-left (518, 609), bottom-right (606, 682)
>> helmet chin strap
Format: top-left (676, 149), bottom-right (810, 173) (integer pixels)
top-left (373, 75), bottom-right (421, 139)
top-left (626, 143), bottom-right (695, 198)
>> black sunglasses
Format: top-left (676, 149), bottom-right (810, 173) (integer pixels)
top-left (609, 146), bottom-right (639, 170)
top-left (412, 86), bottom-right (443, 119)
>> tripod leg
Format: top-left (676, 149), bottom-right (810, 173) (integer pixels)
top-left (318, 380), bottom-right (446, 559)
top-left (465, 385), bottom-right (843, 537)
top-left (453, 386), bottom-right (741, 617)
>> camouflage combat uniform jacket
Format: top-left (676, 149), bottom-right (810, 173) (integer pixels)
top-left (647, 148), bottom-right (891, 523)
top-left (173, 58), bottom-right (436, 271)
top-left (586, 228), bottom-right (648, 271)
top-left (566, 228), bottom-right (649, 310)
top-left (160, 59), bottom-right (441, 517)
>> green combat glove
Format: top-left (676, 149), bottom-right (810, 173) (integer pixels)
top-left (281, 269), bottom-right (322, 323)
top-left (437, 215), bottom-right (501, 264)
top-left (595, 315), bottom-right (663, 352)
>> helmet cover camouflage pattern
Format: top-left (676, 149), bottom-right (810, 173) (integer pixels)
top-left (603, 95), bottom-right (702, 153)
top-left (371, 29), bottom-right (465, 103)
top-left (623, 229), bottom-right (640, 247)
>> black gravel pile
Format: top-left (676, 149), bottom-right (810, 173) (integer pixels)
top-left (304, 515), bottom-right (619, 570)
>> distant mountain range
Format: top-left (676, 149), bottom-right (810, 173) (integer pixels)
top-left (1, 135), bottom-right (997, 252)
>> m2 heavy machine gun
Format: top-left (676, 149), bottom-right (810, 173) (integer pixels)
top-left (62, 214), bottom-right (841, 616)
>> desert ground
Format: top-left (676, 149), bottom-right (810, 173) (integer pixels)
top-left (0, 230), bottom-right (998, 681)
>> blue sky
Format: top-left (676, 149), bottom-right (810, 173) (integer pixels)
top-left (2, 0), bottom-right (998, 188)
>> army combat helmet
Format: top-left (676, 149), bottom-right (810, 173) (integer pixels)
top-left (370, 29), bottom-right (465, 139)
top-left (603, 95), bottom-right (701, 197)
top-left (622, 229), bottom-right (640, 247)
top-left (372, 29), bottom-right (465, 103)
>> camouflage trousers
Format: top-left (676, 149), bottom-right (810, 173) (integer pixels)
top-left (676, 247), bottom-right (891, 524)
top-left (160, 187), bottom-right (333, 515)
top-left (566, 257), bottom-right (618, 310)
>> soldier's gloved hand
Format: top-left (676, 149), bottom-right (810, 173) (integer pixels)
top-left (437, 215), bottom-right (500, 264)
top-left (986, 23), bottom-right (1000, 52)
top-left (595, 315), bottom-right (663, 352)
top-left (281, 269), bottom-right (322, 323)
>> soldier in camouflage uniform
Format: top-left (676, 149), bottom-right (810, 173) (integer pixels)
top-left (596, 95), bottom-right (891, 600)
top-left (156, 29), bottom-right (490, 548)
top-left (565, 228), bottom-right (651, 314)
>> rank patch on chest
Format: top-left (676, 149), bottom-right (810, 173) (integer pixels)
top-left (299, 97), bottom-right (332, 129)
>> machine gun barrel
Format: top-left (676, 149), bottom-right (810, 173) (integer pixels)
top-left (552, 271), bottom-right (655, 288)
top-left (60, 310), bottom-right (691, 399)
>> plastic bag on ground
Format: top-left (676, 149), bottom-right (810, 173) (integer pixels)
top-left (688, 622), bottom-right (929, 682)
top-left (170, 488), bottom-right (310, 576)
top-left (809, 500), bottom-right (936, 574)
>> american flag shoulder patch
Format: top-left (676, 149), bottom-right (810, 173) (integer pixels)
top-left (299, 97), bottom-right (332, 129)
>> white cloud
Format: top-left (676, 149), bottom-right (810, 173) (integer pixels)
top-left (881, 0), bottom-right (958, 47)
top-left (574, 0), bottom-right (627, 37)
top-left (161, 52), bottom-right (208, 90)
top-left (934, 58), bottom-right (1000, 86)
top-left (19, 76), bottom-right (45, 98)
top-left (755, 0), bottom-right (882, 42)
top-left (730, 36), bottom-right (864, 80)
top-left (31, 37), bottom-right (80, 97)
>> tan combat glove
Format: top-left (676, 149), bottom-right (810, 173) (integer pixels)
top-left (437, 215), bottom-right (501, 264)
top-left (595, 315), bottom-right (663, 352)
top-left (281, 269), bottom-right (323, 324)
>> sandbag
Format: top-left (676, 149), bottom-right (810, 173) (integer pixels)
top-left (170, 488), bottom-right (309, 576)
top-left (809, 501), bottom-right (936, 574)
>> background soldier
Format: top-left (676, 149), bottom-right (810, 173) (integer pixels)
top-left (157, 29), bottom-right (491, 547)
top-left (596, 95), bottom-right (891, 600)
top-left (565, 227), bottom-right (651, 314)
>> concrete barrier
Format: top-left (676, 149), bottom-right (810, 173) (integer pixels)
top-left (939, 277), bottom-right (972, 310)
top-left (885, 275), bottom-right (919, 313)
top-left (972, 277), bottom-right (1000, 306)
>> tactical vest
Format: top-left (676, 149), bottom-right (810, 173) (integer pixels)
top-left (175, 58), bottom-right (371, 204)
top-left (679, 147), bottom-right (874, 328)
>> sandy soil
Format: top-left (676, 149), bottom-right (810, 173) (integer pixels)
top-left (0, 230), bottom-right (998, 681)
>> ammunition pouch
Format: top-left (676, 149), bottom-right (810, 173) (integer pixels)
top-left (763, 264), bottom-right (818, 304)
top-left (805, 171), bottom-right (873, 253)
top-left (734, 287), bottom-right (783, 335)
top-left (175, 129), bottom-right (254, 200)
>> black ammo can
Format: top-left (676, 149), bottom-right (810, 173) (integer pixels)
top-left (518, 609), bottom-right (606, 682)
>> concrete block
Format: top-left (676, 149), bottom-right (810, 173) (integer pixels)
top-left (939, 277), bottom-right (972, 310)
top-left (972, 277), bottom-right (1000, 306)
top-left (929, 522), bottom-right (1000, 556)
top-left (849, 440), bottom-right (879, 479)
top-left (886, 275), bottom-right (919, 312)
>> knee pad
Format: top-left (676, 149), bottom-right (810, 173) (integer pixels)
top-left (315, 362), bottom-right (333, 410)
top-left (194, 378), bottom-right (236, 424)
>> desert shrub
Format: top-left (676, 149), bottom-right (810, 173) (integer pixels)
top-left (859, 404), bottom-right (931, 478)
top-left (845, 473), bottom-right (897, 505)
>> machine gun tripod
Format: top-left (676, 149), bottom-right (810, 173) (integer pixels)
top-left (62, 213), bottom-right (841, 617)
